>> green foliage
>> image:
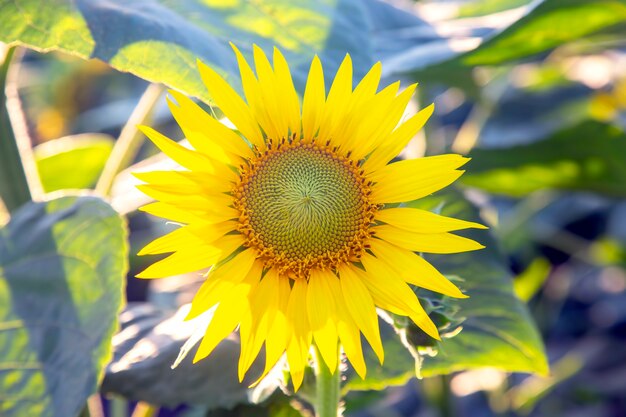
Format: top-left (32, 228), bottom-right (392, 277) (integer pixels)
top-left (0, 0), bottom-right (372, 102)
top-left (34, 134), bottom-right (114, 192)
top-left (463, 121), bottom-right (626, 197)
top-left (0, 197), bottom-right (127, 417)
top-left (0, 47), bottom-right (31, 212)
top-left (408, 189), bottom-right (549, 377)
top-left (457, 0), bottom-right (532, 18)
top-left (453, 0), bottom-right (626, 66)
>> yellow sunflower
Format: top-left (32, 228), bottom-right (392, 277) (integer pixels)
top-left (135, 44), bottom-right (485, 391)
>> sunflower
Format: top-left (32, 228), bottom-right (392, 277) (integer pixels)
top-left (135, 44), bottom-right (485, 390)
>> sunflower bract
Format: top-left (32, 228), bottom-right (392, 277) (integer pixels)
top-left (135, 44), bottom-right (485, 391)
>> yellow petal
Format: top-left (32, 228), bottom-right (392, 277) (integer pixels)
top-left (135, 185), bottom-right (233, 213)
top-left (338, 80), bottom-right (400, 154)
top-left (231, 44), bottom-right (279, 141)
top-left (334, 287), bottom-right (367, 379)
top-left (369, 238), bottom-right (467, 298)
top-left (253, 45), bottom-right (289, 139)
top-left (197, 59), bottom-right (264, 148)
top-left (186, 250), bottom-right (260, 320)
top-left (139, 126), bottom-right (217, 172)
top-left (273, 47), bottom-right (301, 136)
top-left (307, 269), bottom-right (339, 373)
top-left (373, 225), bottom-right (485, 254)
top-left (238, 268), bottom-right (280, 381)
top-left (360, 254), bottom-right (440, 340)
top-left (136, 236), bottom-right (232, 279)
top-left (364, 104), bottom-right (434, 173)
top-left (250, 273), bottom-right (291, 386)
top-left (135, 182), bottom-right (226, 202)
top-left (375, 207), bottom-right (487, 233)
top-left (167, 98), bottom-right (233, 165)
top-left (167, 89), bottom-right (253, 159)
top-left (142, 202), bottom-right (237, 225)
top-left (351, 83), bottom-right (418, 161)
top-left (302, 56), bottom-right (325, 142)
top-left (337, 264), bottom-right (384, 363)
top-left (352, 61), bottom-right (382, 101)
top-left (338, 320), bottom-right (366, 380)
top-left (139, 201), bottom-right (201, 224)
top-left (137, 221), bottom-right (234, 255)
top-left (370, 155), bottom-right (469, 204)
top-left (286, 278), bottom-right (311, 392)
top-left (193, 268), bottom-right (260, 363)
top-left (133, 170), bottom-right (233, 191)
top-left (139, 199), bottom-right (237, 226)
top-left (134, 176), bottom-right (231, 197)
top-left (317, 54), bottom-right (353, 147)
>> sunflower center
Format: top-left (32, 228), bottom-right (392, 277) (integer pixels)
top-left (234, 141), bottom-right (377, 278)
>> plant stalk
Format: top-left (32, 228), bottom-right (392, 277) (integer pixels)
top-left (95, 83), bottom-right (165, 196)
top-left (314, 345), bottom-right (341, 417)
top-left (0, 47), bottom-right (31, 212)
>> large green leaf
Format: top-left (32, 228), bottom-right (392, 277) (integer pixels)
top-left (462, 120), bottom-right (626, 197)
top-left (456, 0), bottom-right (626, 66)
top-left (0, 196), bottom-right (127, 417)
top-left (34, 134), bottom-right (114, 192)
top-left (382, 0), bottom-right (626, 77)
top-left (0, 0), bottom-right (372, 102)
top-left (457, 0), bottom-right (532, 18)
top-left (407, 189), bottom-right (548, 376)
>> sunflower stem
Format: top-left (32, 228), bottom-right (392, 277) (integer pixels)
top-left (314, 345), bottom-right (341, 417)
top-left (95, 82), bottom-right (165, 196)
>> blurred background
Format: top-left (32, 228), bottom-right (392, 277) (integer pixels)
top-left (1, 0), bottom-right (626, 416)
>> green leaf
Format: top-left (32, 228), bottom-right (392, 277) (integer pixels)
top-left (34, 134), bottom-right (114, 193)
top-left (0, 196), bottom-right (127, 417)
top-left (455, 0), bottom-right (626, 66)
top-left (0, 47), bottom-right (31, 213)
top-left (0, 0), bottom-right (372, 102)
top-left (462, 120), bottom-right (626, 197)
top-left (386, 0), bottom-right (626, 77)
top-left (408, 189), bottom-right (548, 377)
top-left (457, 0), bottom-right (532, 18)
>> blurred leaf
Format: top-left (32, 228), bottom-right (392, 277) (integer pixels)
top-left (0, 0), bottom-right (373, 102)
top-left (384, 0), bottom-right (626, 77)
top-left (457, 0), bottom-right (532, 18)
top-left (0, 46), bottom-right (31, 213)
top-left (0, 196), bottom-right (127, 417)
top-left (102, 303), bottom-right (277, 409)
top-left (360, 0), bottom-right (487, 84)
top-left (477, 82), bottom-right (591, 148)
top-left (408, 189), bottom-right (548, 376)
top-left (514, 257), bottom-right (551, 301)
top-left (34, 134), bottom-right (114, 192)
top-left (463, 120), bottom-right (626, 197)
top-left (454, 0), bottom-right (626, 66)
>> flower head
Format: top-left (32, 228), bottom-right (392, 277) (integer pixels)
top-left (136, 45), bottom-right (485, 390)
